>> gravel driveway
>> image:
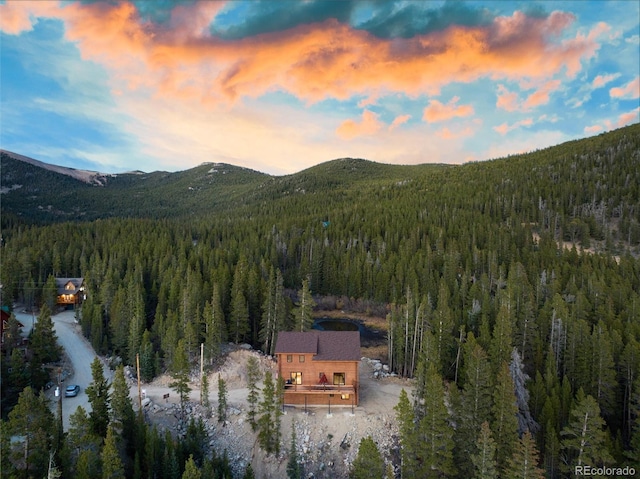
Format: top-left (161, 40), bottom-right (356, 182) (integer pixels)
top-left (15, 309), bottom-right (112, 430)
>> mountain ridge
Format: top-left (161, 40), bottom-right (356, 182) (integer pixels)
top-left (1, 124), bottom-right (639, 234)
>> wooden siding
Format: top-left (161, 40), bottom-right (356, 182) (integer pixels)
top-left (277, 354), bottom-right (359, 406)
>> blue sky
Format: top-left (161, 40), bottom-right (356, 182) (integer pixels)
top-left (1, 0), bottom-right (638, 175)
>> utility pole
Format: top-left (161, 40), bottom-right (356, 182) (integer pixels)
top-left (200, 343), bottom-right (204, 405)
top-left (136, 353), bottom-right (142, 411)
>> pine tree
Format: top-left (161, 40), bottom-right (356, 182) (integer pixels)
top-left (246, 356), bottom-right (261, 431)
top-left (102, 426), bottom-right (125, 479)
top-left (491, 361), bottom-right (519, 473)
top-left (169, 339), bottom-right (192, 421)
top-left (588, 321), bottom-right (616, 417)
top-left (489, 297), bottom-right (514, 372)
top-left (416, 363), bottom-right (456, 478)
top-left (29, 304), bottom-right (62, 385)
top-left (229, 258), bottom-right (250, 343)
top-left (139, 329), bottom-right (156, 382)
top-left (42, 274), bottom-right (58, 312)
top-left (275, 375), bottom-right (284, 455)
top-left (86, 356), bottom-right (111, 439)
top-left (433, 279), bottom-right (455, 375)
top-left (293, 278), bottom-right (315, 332)
top-left (471, 422), bottom-right (498, 479)
top-left (182, 454), bottom-right (202, 479)
top-left (454, 333), bottom-right (493, 477)
top-left (127, 279), bottom-right (146, 367)
top-left (350, 436), bottom-right (385, 479)
top-left (7, 386), bottom-right (54, 479)
top-left (201, 372), bottom-right (211, 417)
top-left (243, 463), bottom-right (256, 479)
top-left (203, 283), bottom-right (226, 363)
top-left (627, 376), bottom-right (640, 468)
top-left (394, 389), bottom-right (419, 477)
top-left (110, 364), bottom-right (136, 461)
top-left (0, 421), bottom-right (17, 479)
top-left (560, 390), bottom-right (613, 470)
top-left (261, 268), bottom-right (287, 354)
top-left (287, 422), bottom-right (303, 479)
top-left (65, 406), bottom-right (101, 479)
top-left (503, 431), bottom-right (545, 479)
top-left (257, 371), bottom-right (278, 454)
top-left (217, 374), bottom-right (228, 424)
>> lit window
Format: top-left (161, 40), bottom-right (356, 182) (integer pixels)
top-left (290, 372), bottom-right (302, 385)
top-left (333, 373), bottom-right (345, 385)
top-left (286, 355), bottom-right (292, 363)
top-left (341, 394), bottom-right (350, 400)
top-left (299, 355), bottom-right (305, 363)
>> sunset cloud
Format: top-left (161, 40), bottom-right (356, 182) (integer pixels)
top-left (336, 110), bottom-right (384, 139)
top-left (592, 73), bottom-right (621, 89)
top-left (494, 118), bottom-right (534, 135)
top-left (496, 85), bottom-right (520, 112)
top-left (436, 126), bottom-right (477, 140)
top-left (389, 115), bottom-right (411, 131)
top-left (0, 1), bottom-right (637, 175)
top-left (584, 124), bottom-right (603, 134)
top-left (610, 76), bottom-right (640, 99)
top-left (423, 97), bottom-right (474, 123)
top-left (0, 2), bottom-right (606, 107)
top-left (522, 80), bottom-right (562, 109)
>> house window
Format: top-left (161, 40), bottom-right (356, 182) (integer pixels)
top-left (286, 355), bottom-right (292, 363)
top-left (341, 394), bottom-right (350, 400)
top-left (333, 373), bottom-right (345, 385)
top-left (290, 372), bottom-right (302, 385)
top-left (299, 355), bottom-right (305, 363)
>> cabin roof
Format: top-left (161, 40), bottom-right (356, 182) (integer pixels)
top-left (274, 331), bottom-right (360, 361)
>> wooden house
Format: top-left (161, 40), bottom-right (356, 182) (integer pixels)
top-left (55, 278), bottom-right (85, 306)
top-left (274, 331), bottom-right (360, 407)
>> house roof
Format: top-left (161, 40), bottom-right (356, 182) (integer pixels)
top-left (55, 277), bottom-right (84, 295)
top-left (274, 331), bottom-right (360, 361)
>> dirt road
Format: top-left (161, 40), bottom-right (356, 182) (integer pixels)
top-left (16, 309), bottom-right (112, 430)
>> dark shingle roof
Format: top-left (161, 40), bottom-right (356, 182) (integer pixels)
top-left (54, 278), bottom-right (84, 295)
top-left (274, 331), bottom-right (360, 361)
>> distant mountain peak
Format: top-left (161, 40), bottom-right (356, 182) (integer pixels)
top-left (1, 149), bottom-right (113, 186)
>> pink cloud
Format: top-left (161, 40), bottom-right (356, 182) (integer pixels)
top-left (1, 2), bottom-right (605, 106)
top-left (493, 118), bottom-right (534, 135)
top-left (336, 110), bottom-right (383, 139)
top-left (592, 73), bottom-right (620, 89)
top-left (423, 96), bottom-right (474, 123)
top-left (615, 107), bottom-right (640, 127)
top-left (522, 79), bottom-right (561, 109)
top-left (610, 76), bottom-right (640, 99)
top-left (389, 114), bottom-right (411, 131)
top-left (436, 126), bottom-right (476, 140)
top-left (496, 84), bottom-right (520, 112)
top-left (584, 125), bottom-right (603, 134)
top-left (0, 1), bottom-right (62, 35)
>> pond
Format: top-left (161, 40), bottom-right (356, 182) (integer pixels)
top-left (312, 318), bottom-right (385, 342)
top-left (312, 318), bottom-right (359, 332)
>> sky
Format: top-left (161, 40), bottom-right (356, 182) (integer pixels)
top-left (0, 1), bottom-right (638, 176)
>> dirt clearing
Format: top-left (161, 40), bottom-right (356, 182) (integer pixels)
top-left (132, 345), bottom-right (409, 478)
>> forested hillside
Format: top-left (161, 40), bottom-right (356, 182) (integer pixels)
top-left (2, 123), bottom-right (640, 478)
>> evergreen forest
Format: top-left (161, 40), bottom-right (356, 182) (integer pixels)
top-left (1, 123), bottom-right (640, 478)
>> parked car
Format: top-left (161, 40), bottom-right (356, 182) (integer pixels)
top-left (65, 384), bottom-right (80, 397)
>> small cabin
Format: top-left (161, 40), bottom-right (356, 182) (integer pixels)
top-left (55, 278), bottom-right (85, 306)
top-left (274, 331), bottom-right (360, 407)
